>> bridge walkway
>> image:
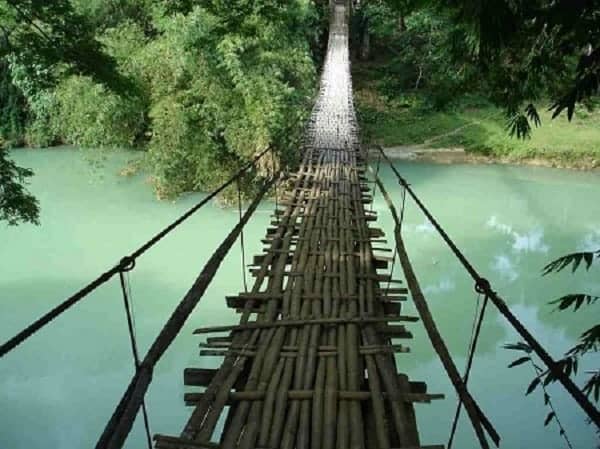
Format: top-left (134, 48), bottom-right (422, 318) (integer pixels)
top-left (153, 4), bottom-right (440, 449)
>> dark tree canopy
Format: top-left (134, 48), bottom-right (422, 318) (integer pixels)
top-left (427, 0), bottom-right (600, 135)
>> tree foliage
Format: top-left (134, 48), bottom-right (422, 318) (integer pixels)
top-left (0, 0), bottom-right (325, 210)
top-left (506, 249), bottom-right (599, 440)
top-left (358, 0), bottom-right (599, 136)
top-left (0, 147), bottom-right (38, 225)
top-left (423, 0), bottom-right (600, 135)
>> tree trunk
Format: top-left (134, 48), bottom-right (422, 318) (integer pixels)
top-left (360, 17), bottom-right (370, 60)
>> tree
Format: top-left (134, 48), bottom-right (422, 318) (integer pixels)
top-left (425, 0), bottom-right (600, 137)
top-left (506, 250), bottom-right (599, 442)
top-left (0, 147), bottom-right (38, 225)
top-left (0, 0), bottom-right (137, 225)
top-left (0, 0), bottom-right (134, 92)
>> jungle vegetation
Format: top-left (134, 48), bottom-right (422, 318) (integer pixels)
top-left (0, 0), bottom-right (598, 224)
top-left (351, 0), bottom-right (600, 161)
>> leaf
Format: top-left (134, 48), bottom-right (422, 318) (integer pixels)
top-left (508, 356), bottom-right (530, 368)
top-left (571, 254), bottom-right (583, 272)
top-left (526, 377), bottom-right (541, 395)
top-left (503, 342), bottom-right (532, 353)
top-left (584, 252), bottom-right (594, 270)
top-left (544, 411), bottom-right (555, 426)
top-left (550, 294), bottom-right (599, 312)
top-left (525, 103), bottom-right (541, 128)
top-left (582, 371), bottom-right (600, 402)
top-left (542, 252), bottom-right (597, 275)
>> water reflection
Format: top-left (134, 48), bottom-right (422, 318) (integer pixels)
top-left (579, 227), bottom-right (600, 251)
top-left (423, 277), bottom-right (456, 295)
top-left (490, 254), bottom-right (519, 282)
top-left (486, 216), bottom-right (550, 254)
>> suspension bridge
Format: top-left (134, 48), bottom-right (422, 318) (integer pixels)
top-left (1, 2), bottom-right (598, 449)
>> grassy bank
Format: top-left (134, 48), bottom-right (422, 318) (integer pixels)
top-left (353, 61), bottom-right (600, 168)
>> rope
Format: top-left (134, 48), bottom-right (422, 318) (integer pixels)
top-left (96, 174), bottom-right (279, 449)
top-left (237, 180), bottom-right (249, 293)
top-left (274, 175), bottom-right (279, 223)
top-left (399, 181), bottom-right (407, 232)
top-left (374, 144), bottom-right (600, 428)
top-left (448, 292), bottom-right (489, 449)
top-left (385, 247), bottom-right (398, 298)
top-left (385, 183), bottom-right (406, 296)
top-left (369, 155), bottom-right (381, 212)
top-left (0, 148), bottom-right (271, 359)
top-left (118, 270), bottom-right (152, 449)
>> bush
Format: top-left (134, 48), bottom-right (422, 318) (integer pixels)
top-left (54, 75), bottom-right (144, 149)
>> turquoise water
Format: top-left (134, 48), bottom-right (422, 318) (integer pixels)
top-left (1, 147), bottom-right (599, 448)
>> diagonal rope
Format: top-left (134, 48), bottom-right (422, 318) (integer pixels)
top-left (118, 268), bottom-right (152, 449)
top-left (0, 148), bottom-right (271, 359)
top-left (374, 143), bottom-right (600, 428)
top-left (96, 175), bottom-right (279, 449)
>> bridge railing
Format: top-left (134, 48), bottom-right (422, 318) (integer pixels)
top-left (370, 144), bottom-right (600, 448)
top-left (0, 147), bottom-right (280, 449)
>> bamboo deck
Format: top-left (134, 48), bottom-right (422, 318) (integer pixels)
top-left (154, 4), bottom-right (441, 448)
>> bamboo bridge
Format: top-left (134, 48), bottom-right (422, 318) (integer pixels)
top-left (155, 4), bottom-right (433, 448)
top-left (1, 2), bottom-right (598, 449)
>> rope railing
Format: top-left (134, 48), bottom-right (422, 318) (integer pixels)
top-left (368, 164), bottom-right (499, 449)
top-left (95, 173), bottom-right (280, 449)
top-left (0, 147), bottom-right (272, 359)
top-left (373, 144), bottom-right (600, 430)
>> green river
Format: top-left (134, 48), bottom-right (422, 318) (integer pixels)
top-left (1, 147), bottom-right (599, 449)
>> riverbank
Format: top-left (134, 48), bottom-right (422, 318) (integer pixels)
top-left (354, 62), bottom-right (600, 171)
top-left (370, 145), bottom-right (600, 170)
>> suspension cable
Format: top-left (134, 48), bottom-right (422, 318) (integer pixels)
top-left (95, 174), bottom-right (279, 449)
top-left (0, 148), bottom-right (271, 359)
top-left (374, 144), bottom-right (600, 427)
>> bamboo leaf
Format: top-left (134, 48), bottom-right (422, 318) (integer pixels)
top-left (584, 252), bottom-right (594, 270)
top-left (508, 356), bottom-right (530, 368)
top-left (503, 342), bottom-right (532, 353)
top-left (544, 411), bottom-right (555, 426)
top-left (526, 377), bottom-right (541, 395)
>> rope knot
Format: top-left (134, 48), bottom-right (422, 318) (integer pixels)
top-left (474, 277), bottom-right (491, 295)
top-left (119, 256), bottom-right (136, 273)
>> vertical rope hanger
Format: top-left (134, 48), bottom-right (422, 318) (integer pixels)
top-left (448, 288), bottom-right (490, 449)
top-left (237, 180), bottom-right (249, 294)
top-left (369, 154), bottom-right (382, 213)
top-left (117, 261), bottom-right (152, 449)
top-left (385, 182), bottom-right (407, 297)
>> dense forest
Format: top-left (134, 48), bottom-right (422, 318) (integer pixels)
top-left (0, 0), bottom-right (598, 224)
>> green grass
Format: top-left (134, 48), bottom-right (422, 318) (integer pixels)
top-left (353, 62), bottom-right (600, 167)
